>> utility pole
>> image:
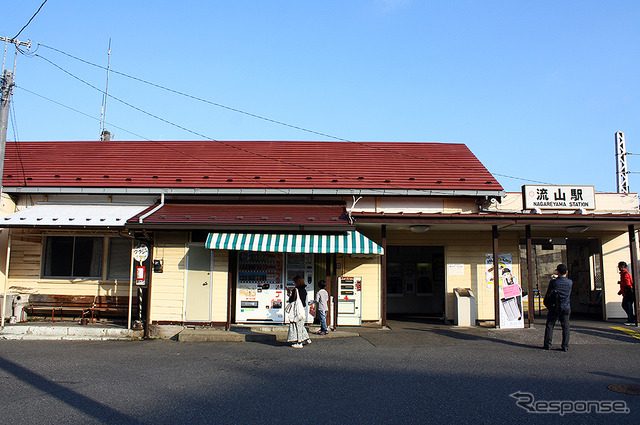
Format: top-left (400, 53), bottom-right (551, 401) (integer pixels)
top-left (0, 69), bottom-right (14, 192)
top-left (0, 36), bottom-right (31, 193)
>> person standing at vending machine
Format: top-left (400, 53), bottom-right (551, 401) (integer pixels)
top-left (313, 280), bottom-right (329, 335)
top-left (287, 276), bottom-right (311, 348)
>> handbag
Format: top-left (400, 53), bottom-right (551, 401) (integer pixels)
top-left (287, 288), bottom-right (306, 322)
top-left (309, 301), bottom-right (317, 318)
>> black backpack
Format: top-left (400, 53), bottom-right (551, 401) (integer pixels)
top-left (544, 288), bottom-right (562, 315)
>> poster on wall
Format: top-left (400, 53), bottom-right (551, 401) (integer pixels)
top-left (485, 254), bottom-right (524, 329)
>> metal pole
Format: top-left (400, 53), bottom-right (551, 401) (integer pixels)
top-left (144, 238), bottom-right (153, 339)
top-left (325, 253), bottom-right (331, 328)
top-left (629, 224), bottom-right (639, 326)
top-left (0, 70), bottom-right (14, 193)
top-left (381, 225), bottom-right (388, 328)
top-left (332, 253), bottom-right (338, 330)
top-left (492, 225), bottom-right (500, 329)
top-left (127, 239), bottom-right (134, 330)
top-left (526, 225), bottom-right (535, 327)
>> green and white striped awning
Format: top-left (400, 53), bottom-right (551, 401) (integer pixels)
top-left (205, 231), bottom-right (384, 255)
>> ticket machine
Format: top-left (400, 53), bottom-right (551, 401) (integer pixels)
top-left (338, 276), bottom-right (362, 325)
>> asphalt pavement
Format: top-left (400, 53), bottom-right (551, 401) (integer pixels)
top-left (0, 317), bottom-right (638, 424)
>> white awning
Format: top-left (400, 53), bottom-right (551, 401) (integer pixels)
top-left (1, 204), bottom-right (150, 228)
top-left (205, 231), bottom-right (384, 255)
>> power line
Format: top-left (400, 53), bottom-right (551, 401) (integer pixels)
top-left (14, 85), bottom-right (322, 197)
top-left (16, 85), bottom-right (152, 140)
top-left (12, 0), bottom-right (49, 40)
top-left (29, 53), bottom-right (422, 190)
top-left (32, 46), bottom-right (554, 187)
top-left (9, 94), bottom-right (27, 186)
top-left (37, 43), bottom-right (347, 142)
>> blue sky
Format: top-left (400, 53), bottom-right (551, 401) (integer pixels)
top-left (3, 0), bottom-right (639, 192)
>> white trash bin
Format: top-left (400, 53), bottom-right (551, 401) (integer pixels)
top-left (454, 288), bottom-right (476, 327)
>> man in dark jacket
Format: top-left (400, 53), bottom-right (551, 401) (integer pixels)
top-left (543, 264), bottom-right (573, 351)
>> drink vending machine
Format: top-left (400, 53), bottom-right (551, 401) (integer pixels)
top-left (284, 253), bottom-right (314, 324)
top-left (235, 252), bottom-right (284, 322)
top-left (338, 276), bottom-right (362, 325)
top-left (235, 252), bottom-right (314, 323)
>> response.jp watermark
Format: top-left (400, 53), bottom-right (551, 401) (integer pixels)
top-left (510, 392), bottom-right (630, 416)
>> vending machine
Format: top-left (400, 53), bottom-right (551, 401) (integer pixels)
top-left (284, 253), bottom-right (315, 324)
top-left (235, 252), bottom-right (285, 322)
top-left (338, 276), bottom-right (362, 325)
top-left (235, 252), bottom-right (314, 323)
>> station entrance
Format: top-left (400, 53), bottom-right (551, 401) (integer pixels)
top-left (519, 237), bottom-right (603, 319)
top-left (386, 246), bottom-right (446, 320)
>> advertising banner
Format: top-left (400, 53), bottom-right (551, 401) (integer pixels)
top-left (486, 254), bottom-right (524, 329)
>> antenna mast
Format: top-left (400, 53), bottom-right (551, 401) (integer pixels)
top-left (615, 131), bottom-right (629, 193)
top-left (99, 38), bottom-right (112, 141)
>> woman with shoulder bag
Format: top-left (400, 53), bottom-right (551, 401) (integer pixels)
top-left (286, 276), bottom-right (311, 348)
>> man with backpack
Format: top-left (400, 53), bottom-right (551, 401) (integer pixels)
top-left (543, 264), bottom-right (573, 351)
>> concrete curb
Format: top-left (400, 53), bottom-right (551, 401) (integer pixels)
top-left (0, 324), bottom-right (143, 341)
top-left (177, 327), bottom-right (359, 342)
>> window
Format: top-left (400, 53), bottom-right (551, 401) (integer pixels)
top-left (107, 238), bottom-right (132, 280)
top-left (43, 236), bottom-right (103, 278)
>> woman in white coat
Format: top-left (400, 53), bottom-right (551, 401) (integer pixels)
top-left (287, 276), bottom-right (311, 348)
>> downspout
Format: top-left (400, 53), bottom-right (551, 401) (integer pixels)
top-left (139, 193), bottom-right (165, 224)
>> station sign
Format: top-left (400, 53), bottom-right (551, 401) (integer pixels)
top-left (522, 185), bottom-right (595, 210)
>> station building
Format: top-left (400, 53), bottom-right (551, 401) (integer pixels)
top-left (1, 140), bottom-right (638, 333)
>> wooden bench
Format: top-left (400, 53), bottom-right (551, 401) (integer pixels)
top-left (28, 294), bottom-right (95, 322)
top-left (28, 294), bottom-right (138, 323)
top-left (88, 296), bottom-right (138, 323)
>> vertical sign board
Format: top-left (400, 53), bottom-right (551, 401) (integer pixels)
top-left (486, 254), bottom-right (524, 329)
top-left (522, 185), bottom-right (596, 210)
top-left (133, 244), bottom-right (149, 286)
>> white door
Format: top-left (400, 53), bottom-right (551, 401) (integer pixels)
top-left (186, 246), bottom-right (212, 321)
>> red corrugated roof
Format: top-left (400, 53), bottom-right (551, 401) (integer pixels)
top-left (128, 203), bottom-right (349, 227)
top-left (2, 140), bottom-right (502, 191)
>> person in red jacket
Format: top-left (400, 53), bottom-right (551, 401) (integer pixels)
top-left (617, 261), bottom-right (636, 326)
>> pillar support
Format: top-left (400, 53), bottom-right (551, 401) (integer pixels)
top-left (492, 225), bottom-right (500, 329)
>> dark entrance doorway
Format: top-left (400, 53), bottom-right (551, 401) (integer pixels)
top-left (386, 246), bottom-right (445, 318)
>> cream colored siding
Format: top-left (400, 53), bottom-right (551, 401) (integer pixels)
top-left (443, 198), bottom-right (477, 213)
top-left (386, 229), bottom-right (520, 321)
top-left (212, 250), bottom-right (229, 322)
top-left (342, 254), bottom-right (381, 321)
top-left (8, 237), bottom-right (41, 281)
top-left (150, 232), bottom-right (188, 322)
top-left (601, 232), bottom-right (630, 320)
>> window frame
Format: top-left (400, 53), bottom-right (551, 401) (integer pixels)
top-left (41, 235), bottom-right (104, 279)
